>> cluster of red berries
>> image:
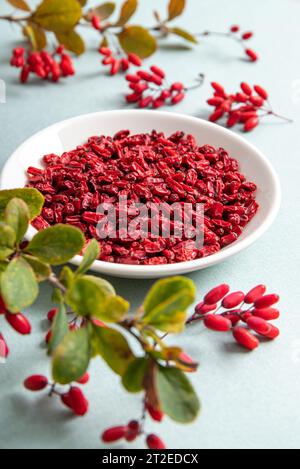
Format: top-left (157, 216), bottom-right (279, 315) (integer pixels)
top-left (125, 66), bottom-right (204, 109)
top-left (10, 45), bottom-right (75, 84)
top-left (0, 296), bottom-right (32, 359)
top-left (207, 82), bottom-right (291, 132)
top-left (101, 401), bottom-right (165, 449)
top-left (24, 373), bottom-right (90, 416)
top-left (189, 284), bottom-right (280, 350)
top-left (229, 25), bottom-right (258, 62)
top-left (99, 47), bottom-right (142, 75)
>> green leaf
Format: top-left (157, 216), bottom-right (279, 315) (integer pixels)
top-left (31, 0), bottom-right (82, 33)
top-left (66, 275), bottom-right (115, 318)
top-left (90, 2), bottom-right (116, 20)
top-left (55, 29), bottom-right (85, 55)
top-left (0, 188), bottom-right (44, 221)
top-left (59, 265), bottom-right (75, 289)
top-left (170, 27), bottom-right (198, 44)
top-left (4, 198), bottom-right (30, 244)
top-left (48, 302), bottom-right (69, 354)
top-left (92, 325), bottom-right (134, 376)
top-left (142, 277), bottom-right (196, 333)
top-left (0, 257), bottom-right (39, 313)
top-left (122, 357), bottom-right (148, 393)
top-left (168, 0), bottom-right (186, 21)
top-left (21, 254), bottom-right (51, 282)
top-left (157, 366), bottom-right (200, 423)
top-left (75, 239), bottom-right (100, 276)
top-left (118, 25), bottom-right (157, 58)
top-left (6, 0), bottom-right (31, 11)
top-left (0, 223), bottom-right (16, 260)
top-left (101, 295), bottom-right (129, 322)
top-left (115, 0), bottom-right (137, 26)
top-left (25, 224), bottom-right (84, 265)
top-left (24, 22), bottom-right (47, 50)
top-left (52, 326), bottom-right (90, 384)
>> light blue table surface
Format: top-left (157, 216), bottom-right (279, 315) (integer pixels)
top-left (0, 0), bottom-right (300, 450)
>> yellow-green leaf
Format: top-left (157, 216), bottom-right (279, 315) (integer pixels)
top-left (76, 239), bottom-right (100, 276)
top-left (92, 325), bottom-right (134, 376)
top-left (170, 27), bottom-right (198, 44)
top-left (118, 25), bottom-right (157, 58)
top-left (7, 0), bottom-right (31, 12)
top-left (48, 302), bottom-right (68, 354)
top-left (168, 0), bottom-right (186, 21)
top-left (4, 198), bottom-right (29, 244)
top-left (90, 2), bottom-right (116, 20)
top-left (0, 223), bottom-right (16, 260)
top-left (52, 326), bottom-right (90, 384)
top-left (22, 254), bottom-right (51, 282)
top-left (115, 0), bottom-right (137, 26)
top-left (55, 29), bottom-right (85, 55)
top-left (156, 366), bottom-right (200, 423)
top-left (24, 22), bottom-right (47, 50)
top-left (31, 0), bottom-right (82, 33)
top-left (122, 357), bottom-right (148, 393)
top-left (1, 257), bottom-right (39, 313)
top-left (0, 188), bottom-right (44, 221)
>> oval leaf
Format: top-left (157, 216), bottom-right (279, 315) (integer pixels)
top-left (170, 27), bottom-right (198, 44)
top-left (24, 22), bottom-right (47, 50)
top-left (48, 302), bottom-right (69, 354)
top-left (52, 326), bottom-right (90, 384)
top-left (66, 275), bottom-right (115, 318)
top-left (55, 29), bottom-right (85, 55)
top-left (142, 277), bottom-right (196, 333)
top-left (0, 223), bottom-right (16, 260)
top-left (157, 366), bottom-right (200, 423)
top-left (25, 224), bottom-right (84, 265)
top-left (115, 0), bottom-right (137, 26)
top-left (122, 357), bottom-right (148, 393)
top-left (118, 25), bottom-right (157, 58)
top-left (1, 257), bottom-right (38, 313)
top-left (32, 0), bottom-right (82, 33)
top-left (168, 0), bottom-right (186, 21)
top-left (7, 0), bottom-right (31, 11)
top-left (4, 198), bottom-right (29, 244)
top-left (22, 254), bottom-right (51, 282)
top-left (92, 325), bottom-right (134, 376)
top-left (76, 239), bottom-right (100, 276)
top-left (90, 2), bottom-right (116, 20)
top-left (0, 188), bottom-right (44, 221)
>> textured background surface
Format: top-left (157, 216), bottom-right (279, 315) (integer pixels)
top-left (0, 0), bottom-right (300, 449)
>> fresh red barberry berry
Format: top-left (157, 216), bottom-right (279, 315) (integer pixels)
top-left (146, 434), bottom-right (166, 450)
top-left (254, 294), bottom-right (280, 310)
top-left (5, 312), bottom-right (31, 335)
top-left (242, 31), bottom-right (253, 40)
top-left (240, 311), bottom-right (253, 323)
top-left (246, 316), bottom-right (272, 336)
top-left (47, 308), bottom-right (58, 322)
top-left (68, 387), bottom-right (89, 416)
top-left (232, 327), bottom-right (260, 351)
top-left (61, 392), bottom-right (74, 410)
top-left (125, 420), bottom-right (140, 442)
top-left (121, 58), bottom-right (130, 71)
top-left (227, 112), bottom-right (240, 128)
top-left (0, 333), bottom-right (9, 358)
top-left (76, 372), bottom-right (90, 385)
top-left (245, 48), bottom-right (258, 61)
top-left (204, 284), bottom-right (230, 305)
top-left (56, 44), bottom-right (65, 54)
top-left (211, 82), bottom-right (226, 96)
top-left (128, 53), bottom-right (142, 67)
top-left (244, 285), bottom-right (266, 304)
top-left (60, 54), bottom-right (75, 77)
top-left (240, 82), bottom-right (252, 96)
top-left (146, 403), bottom-right (164, 422)
top-left (151, 65), bottom-right (165, 79)
top-left (254, 85), bottom-right (268, 100)
top-left (209, 108), bottom-right (225, 122)
top-left (244, 116), bottom-right (259, 132)
top-left (264, 324), bottom-right (280, 340)
top-left (252, 308), bottom-right (280, 321)
top-left (102, 426), bottom-right (128, 443)
top-left (20, 65), bottom-right (30, 83)
top-left (222, 311), bottom-right (242, 326)
top-left (45, 330), bottom-right (52, 344)
top-left (230, 25), bottom-right (240, 33)
top-left (171, 92), bottom-right (185, 105)
top-left (91, 15), bottom-right (101, 30)
top-left (99, 47), bottom-right (112, 56)
top-left (222, 291), bottom-right (245, 309)
top-left (204, 314), bottom-right (232, 332)
top-left (171, 82), bottom-right (184, 92)
top-left (0, 296), bottom-right (7, 315)
top-left (24, 375), bottom-right (49, 391)
top-left (195, 302), bottom-right (217, 315)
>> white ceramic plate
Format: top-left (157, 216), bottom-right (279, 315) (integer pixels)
top-left (0, 110), bottom-right (281, 279)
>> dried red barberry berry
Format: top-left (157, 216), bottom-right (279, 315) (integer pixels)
top-left (5, 312), bottom-right (31, 335)
top-left (146, 434), bottom-right (166, 450)
top-left (24, 375), bottom-right (49, 391)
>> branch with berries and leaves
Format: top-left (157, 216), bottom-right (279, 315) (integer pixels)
top-left (2, 0), bottom-right (259, 85)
